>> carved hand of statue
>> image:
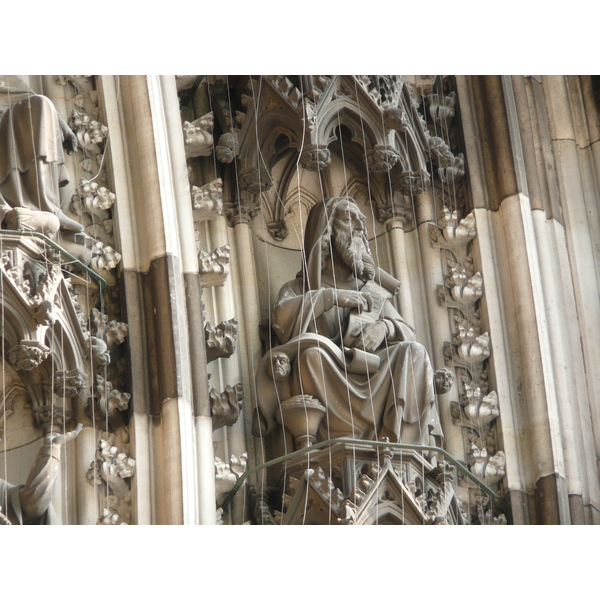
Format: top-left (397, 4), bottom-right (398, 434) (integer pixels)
top-left (44, 423), bottom-right (83, 448)
top-left (60, 119), bottom-right (78, 155)
top-left (334, 290), bottom-right (372, 312)
top-left (353, 320), bottom-right (387, 353)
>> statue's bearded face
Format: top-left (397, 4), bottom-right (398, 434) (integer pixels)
top-left (268, 352), bottom-right (291, 382)
top-left (332, 203), bottom-right (376, 280)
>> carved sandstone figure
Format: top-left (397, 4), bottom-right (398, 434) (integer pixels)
top-left (253, 197), bottom-right (443, 447)
top-left (0, 423), bottom-right (82, 524)
top-left (0, 76), bottom-right (84, 234)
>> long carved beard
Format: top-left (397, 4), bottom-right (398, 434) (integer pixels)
top-left (334, 230), bottom-right (376, 280)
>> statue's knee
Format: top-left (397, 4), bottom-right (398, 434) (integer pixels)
top-left (298, 346), bottom-right (326, 367)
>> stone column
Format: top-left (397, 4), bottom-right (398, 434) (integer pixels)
top-left (384, 218), bottom-right (415, 328)
top-left (99, 75), bottom-right (199, 524)
top-left (159, 75), bottom-right (216, 525)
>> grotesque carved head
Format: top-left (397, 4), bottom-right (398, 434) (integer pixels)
top-left (268, 351), bottom-right (291, 382)
top-left (434, 368), bottom-right (455, 395)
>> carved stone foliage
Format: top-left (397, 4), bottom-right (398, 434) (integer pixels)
top-left (88, 430), bottom-right (134, 525)
top-left (54, 369), bottom-right (86, 397)
top-left (391, 170), bottom-right (431, 196)
top-left (367, 145), bottom-right (401, 173)
top-left (211, 383), bottom-right (243, 431)
top-left (192, 178), bottom-right (223, 221)
top-left (70, 178), bottom-right (117, 249)
top-left (216, 130), bottom-right (240, 164)
top-left (183, 112), bottom-right (214, 158)
top-left (224, 196), bottom-right (261, 226)
top-left (375, 198), bottom-right (413, 225)
top-left (238, 166), bottom-right (273, 196)
top-left (266, 221), bottom-right (288, 241)
top-left (88, 375), bottom-right (131, 418)
top-left (299, 145), bottom-right (331, 171)
top-left (57, 76), bottom-right (122, 283)
top-left (432, 206), bottom-right (502, 487)
top-left (199, 245), bottom-right (230, 287)
top-left (428, 91), bottom-right (456, 124)
top-left (68, 109), bottom-right (108, 156)
top-left (205, 318), bottom-right (239, 363)
top-left (208, 79), bottom-right (242, 164)
top-left (215, 452), bottom-right (247, 503)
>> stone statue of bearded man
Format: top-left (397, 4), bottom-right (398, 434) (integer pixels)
top-left (252, 197), bottom-right (443, 449)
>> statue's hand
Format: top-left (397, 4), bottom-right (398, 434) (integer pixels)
top-left (335, 290), bottom-right (372, 312)
top-left (353, 321), bottom-right (387, 353)
top-left (44, 423), bottom-right (83, 448)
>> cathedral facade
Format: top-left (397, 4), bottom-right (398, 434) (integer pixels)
top-left (0, 75), bottom-right (598, 525)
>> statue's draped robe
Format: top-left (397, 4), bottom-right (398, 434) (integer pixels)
top-left (0, 444), bottom-right (59, 525)
top-left (0, 78), bottom-right (68, 221)
top-left (253, 198), bottom-right (443, 447)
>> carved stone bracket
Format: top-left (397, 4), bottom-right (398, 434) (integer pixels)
top-left (192, 178), bottom-right (223, 220)
top-left (9, 341), bottom-right (50, 371)
top-left (199, 245), bottom-right (230, 287)
top-left (205, 318), bottom-right (238, 363)
top-left (183, 112), bottom-right (214, 158)
top-left (211, 383), bottom-right (243, 431)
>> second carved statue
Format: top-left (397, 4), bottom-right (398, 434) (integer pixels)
top-left (253, 196), bottom-right (444, 449)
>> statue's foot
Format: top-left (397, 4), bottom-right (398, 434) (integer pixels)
top-left (57, 211), bottom-right (84, 232)
top-left (4, 207), bottom-right (60, 236)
